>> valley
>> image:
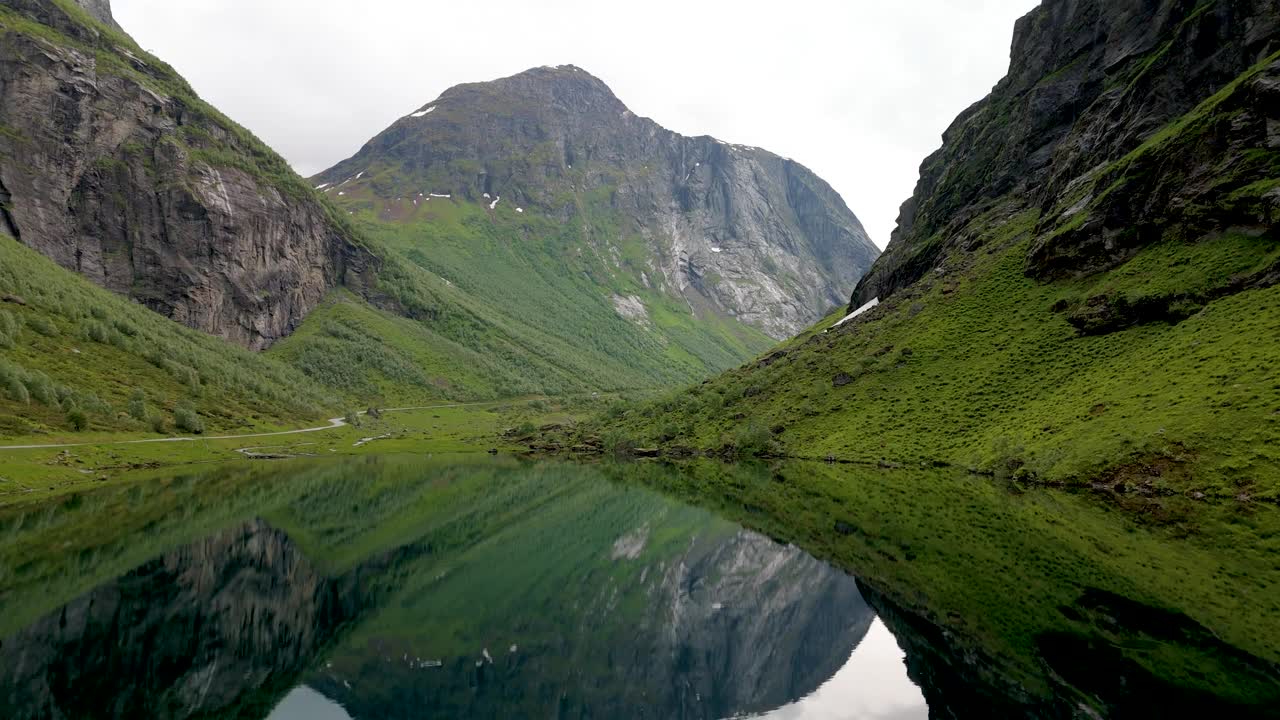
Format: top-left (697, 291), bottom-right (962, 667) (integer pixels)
top-left (0, 0), bottom-right (1278, 716)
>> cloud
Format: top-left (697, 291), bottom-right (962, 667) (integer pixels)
top-left (113, 0), bottom-right (1040, 249)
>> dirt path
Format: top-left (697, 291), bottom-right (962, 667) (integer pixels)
top-left (0, 402), bottom-right (495, 452)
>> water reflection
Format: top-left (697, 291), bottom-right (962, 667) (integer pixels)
top-left (0, 456), bottom-right (921, 720)
top-left (3, 454), bottom-right (1277, 718)
top-left (750, 620), bottom-right (927, 720)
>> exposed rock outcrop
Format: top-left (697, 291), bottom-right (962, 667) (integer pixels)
top-left (854, 0), bottom-right (1280, 309)
top-left (0, 0), bottom-right (375, 349)
top-left (315, 65), bottom-right (880, 339)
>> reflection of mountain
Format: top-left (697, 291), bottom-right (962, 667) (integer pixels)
top-left (303, 502), bottom-right (873, 719)
top-left (0, 519), bottom-right (370, 720)
top-left (0, 457), bottom-right (879, 720)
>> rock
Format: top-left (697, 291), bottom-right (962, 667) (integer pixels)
top-left (851, 0), bottom-right (1280, 311)
top-left (0, 2), bottom-right (377, 350)
top-left (631, 447), bottom-right (661, 458)
top-left (1, 294), bottom-right (26, 306)
top-left (832, 373), bottom-right (854, 387)
top-left (311, 65), bottom-right (880, 340)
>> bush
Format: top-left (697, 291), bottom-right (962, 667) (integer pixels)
top-left (127, 388), bottom-right (147, 421)
top-left (26, 316), bottom-right (58, 337)
top-left (732, 420), bottom-right (776, 458)
top-left (148, 412), bottom-right (166, 434)
top-left (602, 427), bottom-right (637, 454)
top-left (83, 321), bottom-right (110, 344)
top-left (66, 407), bottom-right (89, 431)
top-left (174, 405), bottom-right (205, 434)
top-left (2, 370), bottom-right (29, 404)
top-left (25, 372), bottom-right (56, 406)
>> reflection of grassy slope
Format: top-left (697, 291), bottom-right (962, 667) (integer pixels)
top-left (597, 211), bottom-right (1280, 495)
top-left (348, 476), bottom-right (726, 652)
top-left (0, 460), bottom-right (340, 637)
top-left (0, 238), bottom-right (335, 439)
top-left (619, 459), bottom-right (1280, 710)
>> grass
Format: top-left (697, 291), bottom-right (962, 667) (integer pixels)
top-left (0, 236), bottom-right (340, 440)
top-left (313, 193), bottom-right (775, 396)
top-left (575, 211), bottom-right (1280, 497)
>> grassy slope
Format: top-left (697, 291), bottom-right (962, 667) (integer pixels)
top-left (285, 173), bottom-right (775, 400)
top-left (586, 57), bottom-right (1280, 497)
top-left (594, 215), bottom-right (1279, 495)
top-left (0, 236), bottom-right (339, 439)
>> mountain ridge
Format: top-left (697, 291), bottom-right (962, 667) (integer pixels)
top-left (314, 63), bottom-right (879, 340)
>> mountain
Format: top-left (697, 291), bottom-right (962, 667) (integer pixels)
top-left (0, 0), bottom-right (378, 351)
top-left (0, 0), bottom-right (881, 428)
top-left (576, 0), bottom-right (1280, 496)
top-left (312, 64), bottom-right (879, 341)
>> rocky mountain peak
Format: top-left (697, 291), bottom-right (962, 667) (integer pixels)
top-left (317, 65), bottom-right (880, 339)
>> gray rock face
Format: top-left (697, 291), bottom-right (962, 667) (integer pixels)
top-left (0, 0), bottom-right (374, 349)
top-left (71, 0), bottom-right (118, 29)
top-left (316, 65), bottom-right (880, 339)
top-left (854, 0), bottom-right (1280, 309)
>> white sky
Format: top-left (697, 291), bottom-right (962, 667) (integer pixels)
top-left (112, 0), bottom-right (1040, 249)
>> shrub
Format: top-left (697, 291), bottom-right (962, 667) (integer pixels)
top-left (25, 372), bottom-right (56, 406)
top-left (26, 316), bottom-right (58, 337)
top-left (2, 369), bottom-right (29, 404)
top-left (732, 420), bottom-right (776, 458)
top-left (83, 321), bottom-right (110, 344)
top-left (127, 389), bottom-right (147, 421)
top-left (0, 312), bottom-right (20, 348)
top-left (602, 427), bottom-right (637, 454)
top-left (66, 407), bottom-right (89, 431)
top-left (148, 412), bottom-right (166, 434)
top-left (174, 405), bottom-right (205, 434)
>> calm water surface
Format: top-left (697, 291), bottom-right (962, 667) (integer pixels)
top-left (0, 455), bottom-right (1276, 718)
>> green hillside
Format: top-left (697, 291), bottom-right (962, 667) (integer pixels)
top-left (269, 195), bottom-right (775, 401)
top-left (576, 215), bottom-right (1279, 496)
top-left (566, 19), bottom-right (1280, 499)
top-left (0, 236), bottom-right (336, 438)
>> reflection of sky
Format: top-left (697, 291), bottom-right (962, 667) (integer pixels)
top-left (266, 686), bottom-right (352, 720)
top-left (266, 619), bottom-right (926, 720)
top-left (741, 619), bottom-right (929, 720)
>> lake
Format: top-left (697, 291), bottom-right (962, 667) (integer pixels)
top-left (0, 455), bottom-right (1277, 718)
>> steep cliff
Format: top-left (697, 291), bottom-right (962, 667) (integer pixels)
top-left (0, 0), bottom-right (375, 350)
top-left (315, 65), bottom-right (879, 340)
top-left (574, 0), bottom-right (1280, 495)
top-left (855, 0), bottom-right (1280, 309)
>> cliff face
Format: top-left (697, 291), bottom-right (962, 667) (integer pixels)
top-left (855, 0), bottom-right (1280, 309)
top-left (315, 65), bottom-right (879, 339)
top-left (0, 521), bottom-right (358, 720)
top-left (0, 0), bottom-right (375, 349)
